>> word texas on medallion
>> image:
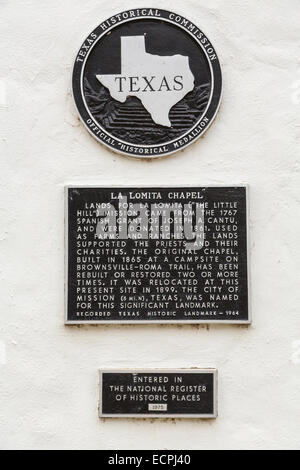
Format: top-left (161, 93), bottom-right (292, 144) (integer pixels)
top-left (72, 8), bottom-right (222, 157)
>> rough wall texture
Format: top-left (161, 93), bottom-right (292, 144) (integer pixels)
top-left (0, 0), bottom-right (300, 450)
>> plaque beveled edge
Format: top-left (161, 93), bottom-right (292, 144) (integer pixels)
top-left (64, 184), bottom-right (251, 325)
top-left (98, 368), bottom-right (218, 419)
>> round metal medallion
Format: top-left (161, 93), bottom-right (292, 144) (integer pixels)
top-left (72, 8), bottom-right (222, 158)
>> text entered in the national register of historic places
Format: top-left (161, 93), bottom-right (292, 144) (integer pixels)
top-left (65, 186), bottom-right (250, 324)
top-left (99, 369), bottom-right (218, 418)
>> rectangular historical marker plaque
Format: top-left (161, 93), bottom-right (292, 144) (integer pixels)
top-left (99, 369), bottom-right (217, 418)
top-left (65, 186), bottom-right (250, 324)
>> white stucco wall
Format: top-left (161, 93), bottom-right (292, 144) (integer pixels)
top-left (1, 0), bottom-right (300, 450)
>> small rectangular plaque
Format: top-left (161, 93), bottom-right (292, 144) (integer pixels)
top-left (99, 369), bottom-right (217, 418)
top-left (65, 186), bottom-right (250, 324)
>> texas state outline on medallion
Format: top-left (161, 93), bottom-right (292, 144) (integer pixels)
top-left (96, 35), bottom-right (195, 127)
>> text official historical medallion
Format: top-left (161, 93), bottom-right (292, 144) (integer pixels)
top-left (72, 8), bottom-right (222, 157)
top-left (65, 186), bottom-right (250, 324)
